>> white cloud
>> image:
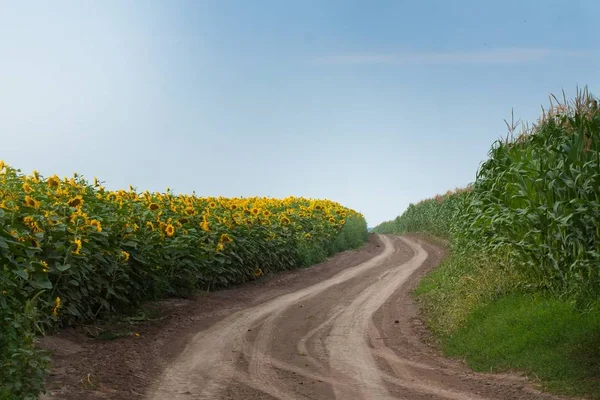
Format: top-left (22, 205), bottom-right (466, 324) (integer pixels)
top-left (313, 48), bottom-right (587, 65)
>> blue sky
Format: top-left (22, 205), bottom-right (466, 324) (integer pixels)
top-left (1, 1), bottom-right (599, 226)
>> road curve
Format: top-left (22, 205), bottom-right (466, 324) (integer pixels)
top-left (146, 235), bottom-right (569, 400)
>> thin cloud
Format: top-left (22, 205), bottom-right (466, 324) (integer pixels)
top-left (313, 48), bottom-right (587, 65)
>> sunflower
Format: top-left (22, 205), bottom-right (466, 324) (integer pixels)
top-left (216, 243), bottom-right (224, 252)
top-left (280, 217), bottom-right (291, 226)
top-left (252, 208), bottom-right (260, 215)
top-left (121, 250), bottom-right (130, 262)
top-left (90, 219), bottom-right (102, 232)
top-left (93, 177), bottom-right (99, 187)
top-left (219, 233), bottom-right (233, 243)
top-left (254, 268), bottom-right (263, 277)
top-left (230, 204), bottom-right (238, 211)
top-left (340, 219), bottom-right (346, 225)
top-left (107, 193), bottom-right (118, 202)
top-left (73, 238), bottom-right (82, 255)
top-left (209, 201), bottom-right (217, 208)
top-left (24, 195), bottom-right (40, 209)
top-left (262, 210), bottom-right (271, 217)
top-left (68, 196), bottom-right (84, 208)
top-left (46, 175), bottom-right (60, 188)
top-left (179, 217), bottom-right (189, 224)
top-left (146, 221), bottom-right (155, 231)
top-left (51, 296), bottom-right (61, 317)
top-left (30, 237), bottom-right (40, 248)
top-left (22, 183), bottom-right (33, 193)
top-left (185, 206), bottom-right (196, 216)
top-left (70, 210), bottom-right (90, 225)
top-left (200, 219), bottom-right (210, 232)
top-left (23, 216), bottom-right (37, 230)
top-left (32, 222), bottom-right (43, 233)
top-left (148, 202), bottom-right (160, 211)
top-left (165, 224), bottom-right (175, 237)
top-left (329, 217), bottom-right (335, 223)
top-left (305, 233), bottom-right (311, 239)
top-left (0, 160), bottom-right (4, 171)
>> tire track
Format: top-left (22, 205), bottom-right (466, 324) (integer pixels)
top-left (146, 235), bottom-right (572, 400)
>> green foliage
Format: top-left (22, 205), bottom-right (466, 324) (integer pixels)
top-left (0, 291), bottom-right (49, 400)
top-left (373, 189), bottom-right (470, 240)
top-left (446, 294), bottom-right (600, 398)
top-left (296, 215), bottom-right (367, 266)
top-left (465, 90), bottom-right (600, 296)
top-left (376, 88), bottom-right (600, 298)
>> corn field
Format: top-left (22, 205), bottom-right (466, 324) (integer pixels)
top-left (375, 88), bottom-right (600, 296)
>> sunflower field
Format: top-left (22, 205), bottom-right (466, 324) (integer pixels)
top-left (0, 162), bottom-right (367, 399)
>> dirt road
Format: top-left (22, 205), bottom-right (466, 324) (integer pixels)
top-left (143, 235), bottom-right (565, 400)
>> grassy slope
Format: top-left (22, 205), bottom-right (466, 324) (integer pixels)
top-left (446, 294), bottom-right (600, 396)
top-left (414, 250), bottom-right (600, 398)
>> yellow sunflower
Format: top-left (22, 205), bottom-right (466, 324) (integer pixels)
top-left (148, 202), bottom-right (160, 211)
top-left (254, 268), bottom-right (263, 277)
top-left (67, 196), bottom-right (84, 208)
top-left (22, 183), bottom-right (33, 193)
top-left (185, 206), bottom-right (196, 216)
top-left (90, 219), bottom-right (102, 232)
top-left (51, 296), bottom-right (61, 317)
top-left (73, 238), bottom-right (82, 255)
top-left (219, 233), bottom-right (233, 243)
top-left (165, 224), bottom-right (175, 237)
top-left (121, 250), bottom-right (130, 262)
top-left (46, 175), bottom-right (60, 188)
top-left (200, 219), bottom-right (210, 232)
top-left (24, 195), bottom-right (40, 209)
top-left (107, 193), bottom-right (118, 202)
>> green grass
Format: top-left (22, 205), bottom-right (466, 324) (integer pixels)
top-left (446, 294), bottom-right (600, 398)
top-left (414, 248), bottom-right (600, 398)
top-left (414, 251), bottom-right (522, 337)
